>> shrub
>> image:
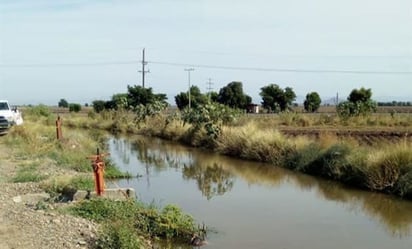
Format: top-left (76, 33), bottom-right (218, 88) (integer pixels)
top-left (24, 104), bottom-right (51, 118)
top-left (69, 103), bottom-right (82, 112)
top-left (182, 102), bottom-right (241, 140)
top-left (286, 143), bottom-right (322, 171)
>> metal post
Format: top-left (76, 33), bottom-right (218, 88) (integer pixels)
top-left (184, 68), bottom-right (194, 108)
top-left (88, 148), bottom-right (109, 196)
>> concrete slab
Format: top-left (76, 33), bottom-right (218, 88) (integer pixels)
top-left (73, 188), bottom-right (136, 201)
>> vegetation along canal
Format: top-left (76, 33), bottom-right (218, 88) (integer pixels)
top-left (108, 135), bottom-right (412, 249)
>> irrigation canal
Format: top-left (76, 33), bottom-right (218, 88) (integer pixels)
top-left (108, 135), bottom-right (412, 249)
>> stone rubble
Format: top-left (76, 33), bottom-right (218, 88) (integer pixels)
top-left (0, 182), bottom-right (98, 249)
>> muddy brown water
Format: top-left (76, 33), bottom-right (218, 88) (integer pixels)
top-left (108, 135), bottom-right (412, 249)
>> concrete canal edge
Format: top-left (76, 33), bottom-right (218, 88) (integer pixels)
top-left (74, 188), bottom-right (136, 201)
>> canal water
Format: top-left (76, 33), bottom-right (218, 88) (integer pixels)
top-left (108, 135), bottom-right (412, 249)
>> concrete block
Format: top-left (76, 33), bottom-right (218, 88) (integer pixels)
top-left (73, 188), bottom-right (136, 201)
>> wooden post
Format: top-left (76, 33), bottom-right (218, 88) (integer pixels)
top-left (56, 116), bottom-right (62, 140)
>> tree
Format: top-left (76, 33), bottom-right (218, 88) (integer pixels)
top-left (208, 91), bottom-right (219, 103)
top-left (58, 99), bottom-right (69, 108)
top-left (92, 100), bottom-right (105, 113)
top-left (217, 81), bottom-right (252, 109)
top-left (111, 93), bottom-right (128, 110)
top-left (175, 85), bottom-right (208, 110)
top-left (127, 85), bottom-right (167, 109)
top-left (260, 84), bottom-right (296, 112)
top-left (348, 87), bottom-right (372, 103)
top-left (69, 103), bottom-right (81, 112)
top-left (304, 92), bottom-right (322, 112)
top-left (337, 87), bottom-right (377, 118)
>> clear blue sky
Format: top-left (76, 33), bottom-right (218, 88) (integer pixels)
top-left (1, 0), bottom-right (411, 105)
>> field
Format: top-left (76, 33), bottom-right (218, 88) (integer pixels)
top-left (43, 105), bottom-right (412, 146)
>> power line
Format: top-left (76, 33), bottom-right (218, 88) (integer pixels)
top-left (1, 59), bottom-right (412, 75)
top-left (149, 61), bottom-right (412, 75)
top-left (0, 61), bottom-right (139, 68)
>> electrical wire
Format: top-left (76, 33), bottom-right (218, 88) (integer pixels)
top-left (149, 61), bottom-right (412, 75)
top-left (1, 60), bottom-right (411, 75)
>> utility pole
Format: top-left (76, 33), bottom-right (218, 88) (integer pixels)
top-left (139, 48), bottom-right (150, 88)
top-left (184, 68), bottom-right (194, 108)
top-left (206, 78), bottom-right (213, 101)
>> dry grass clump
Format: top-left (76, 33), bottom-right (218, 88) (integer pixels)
top-left (278, 112), bottom-right (313, 127)
top-left (140, 114), bottom-right (188, 140)
top-left (365, 143), bottom-right (412, 197)
top-left (217, 122), bottom-right (294, 164)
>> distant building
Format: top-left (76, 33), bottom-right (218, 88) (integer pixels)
top-left (247, 104), bottom-right (259, 113)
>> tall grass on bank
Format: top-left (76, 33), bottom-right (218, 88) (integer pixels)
top-left (214, 121), bottom-right (412, 199)
top-left (6, 123), bottom-right (97, 172)
top-left (4, 110), bottom-right (131, 187)
top-left (217, 122), bottom-right (294, 164)
top-left (365, 143), bottom-right (412, 197)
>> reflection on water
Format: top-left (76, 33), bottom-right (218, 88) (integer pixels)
top-left (109, 135), bottom-right (412, 246)
top-left (183, 162), bottom-right (235, 200)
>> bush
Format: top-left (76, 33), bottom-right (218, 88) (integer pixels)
top-left (69, 103), bottom-right (82, 112)
top-left (182, 102), bottom-right (241, 139)
top-left (286, 143), bottom-right (322, 171)
top-left (25, 104), bottom-right (51, 118)
top-left (92, 100), bottom-right (106, 113)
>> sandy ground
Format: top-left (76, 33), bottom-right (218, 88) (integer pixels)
top-left (0, 139), bottom-right (98, 249)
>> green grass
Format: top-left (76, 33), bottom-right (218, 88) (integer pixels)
top-left (12, 162), bottom-right (47, 183)
top-left (68, 198), bottom-right (199, 248)
top-left (41, 175), bottom-right (94, 197)
top-left (12, 172), bottom-right (46, 183)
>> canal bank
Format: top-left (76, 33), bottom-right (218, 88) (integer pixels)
top-left (108, 135), bottom-right (412, 249)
